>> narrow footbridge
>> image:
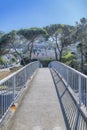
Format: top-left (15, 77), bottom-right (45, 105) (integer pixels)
top-left (0, 61), bottom-right (87, 130)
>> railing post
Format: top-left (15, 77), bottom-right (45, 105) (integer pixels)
top-left (24, 67), bottom-right (27, 83)
top-left (13, 76), bottom-right (16, 102)
top-left (86, 79), bottom-right (87, 109)
top-left (78, 75), bottom-right (82, 106)
top-left (67, 68), bottom-right (69, 87)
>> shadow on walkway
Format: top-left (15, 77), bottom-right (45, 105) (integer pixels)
top-left (51, 69), bottom-right (87, 130)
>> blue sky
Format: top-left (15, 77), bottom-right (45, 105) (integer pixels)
top-left (0, 0), bottom-right (87, 32)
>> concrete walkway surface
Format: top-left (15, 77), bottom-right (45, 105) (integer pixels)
top-left (6, 68), bottom-right (66, 130)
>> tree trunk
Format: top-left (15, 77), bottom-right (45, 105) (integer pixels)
top-left (29, 42), bottom-right (33, 61)
top-left (11, 43), bottom-right (25, 65)
top-left (59, 50), bottom-right (62, 62)
top-left (80, 51), bottom-right (84, 72)
top-left (54, 48), bottom-right (58, 60)
top-left (55, 35), bottom-right (63, 62)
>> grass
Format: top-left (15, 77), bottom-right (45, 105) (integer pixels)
top-left (0, 85), bottom-right (7, 90)
top-left (0, 66), bottom-right (22, 80)
top-left (0, 71), bottom-right (12, 80)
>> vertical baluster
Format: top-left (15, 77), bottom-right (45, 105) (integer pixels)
top-left (13, 76), bottom-right (16, 102)
top-left (78, 75), bottom-right (82, 105)
top-left (86, 78), bottom-right (87, 109)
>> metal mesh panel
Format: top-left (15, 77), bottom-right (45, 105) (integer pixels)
top-left (0, 61), bottom-right (40, 122)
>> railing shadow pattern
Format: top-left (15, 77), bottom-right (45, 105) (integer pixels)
top-left (49, 61), bottom-right (87, 108)
top-left (51, 69), bottom-right (87, 130)
top-left (0, 61), bottom-right (41, 123)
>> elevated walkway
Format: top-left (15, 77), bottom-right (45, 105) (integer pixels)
top-left (1, 61), bottom-right (87, 130)
top-left (4, 68), bottom-right (66, 130)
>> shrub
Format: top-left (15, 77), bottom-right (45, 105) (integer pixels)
top-left (62, 52), bottom-right (78, 69)
top-left (40, 59), bottom-right (54, 67)
top-left (0, 56), bottom-right (5, 64)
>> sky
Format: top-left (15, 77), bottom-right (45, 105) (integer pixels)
top-left (0, 0), bottom-right (87, 32)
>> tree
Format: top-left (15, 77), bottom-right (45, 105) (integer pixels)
top-left (62, 51), bottom-right (77, 69)
top-left (17, 28), bottom-right (48, 60)
top-left (74, 18), bottom-right (87, 72)
top-left (0, 31), bottom-right (4, 38)
top-left (0, 37), bottom-right (9, 56)
top-left (0, 56), bottom-right (5, 65)
top-left (44, 24), bottom-right (73, 61)
top-left (0, 31), bottom-right (25, 65)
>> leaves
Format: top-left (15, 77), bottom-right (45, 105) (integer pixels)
top-left (57, 28), bottom-right (63, 34)
top-left (17, 28), bottom-right (47, 41)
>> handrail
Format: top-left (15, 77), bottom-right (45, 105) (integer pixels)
top-left (54, 61), bottom-right (87, 78)
top-left (49, 61), bottom-right (87, 109)
top-left (0, 61), bottom-right (39, 84)
top-left (0, 61), bottom-right (41, 122)
top-left (50, 68), bottom-right (87, 130)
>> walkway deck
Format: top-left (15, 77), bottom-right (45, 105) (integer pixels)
top-left (5, 68), bottom-right (66, 130)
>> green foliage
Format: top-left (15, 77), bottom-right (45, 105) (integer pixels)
top-left (21, 57), bottom-right (54, 67)
top-left (44, 24), bottom-right (74, 61)
top-left (20, 56), bottom-right (30, 65)
top-left (44, 24), bottom-right (73, 37)
top-left (17, 28), bottom-right (48, 41)
top-left (0, 30), bottom-right (17, 44)
top-left (0, 56), bottom-right (5, 64)
top-left (0, 20), bottom-right (87, 72)
top-left (17, 28), bottom-right (48, 61)
top-left (0, 31), bottom-right (4, 38)
top-left (72, 17), bottom-right (87, 72)
top-left (21, 57), bottom-right (38, 66)
top-left (40, 59), bottom-right (54, 67)
top-left (57, 28), bottom-right (63, 34)
top-left (0, 85), bottom-right (6, 90)
top-left (11, 57), bottom-right (16, 62)
top-left (61, 24), bottom-right (65, 27)
top-left (62, 52), bottom-right (76, 61)
top-left (0, 30), bottom-right (17, 55)
top-left (62, 52), bottom-right (78, 69)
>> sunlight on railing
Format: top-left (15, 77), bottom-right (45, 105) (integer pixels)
top-left (0, 61), bottom-right (41, 123)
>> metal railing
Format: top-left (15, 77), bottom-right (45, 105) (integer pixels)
top-left (49, 61), bottom-right (87, 109)
top-left (0, 61), bottom-right (41, 122)
top-left (50, 68), bottom-right (87, 130)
